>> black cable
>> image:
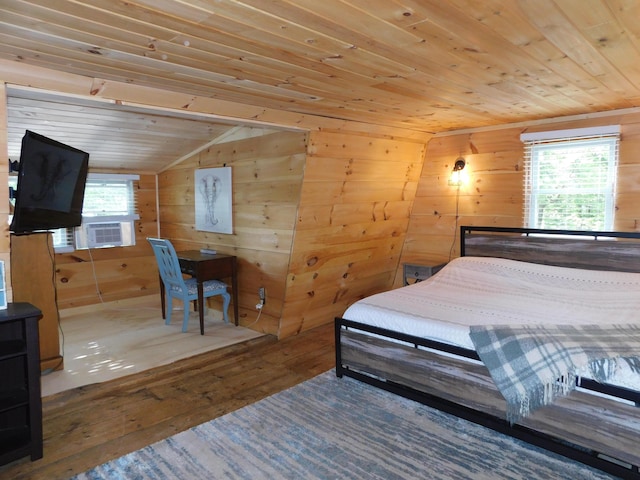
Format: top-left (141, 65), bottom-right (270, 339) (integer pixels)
top-left (448, 184), bottom-right (461, 262)
top-left (42, 232), bottom-right (64, 375)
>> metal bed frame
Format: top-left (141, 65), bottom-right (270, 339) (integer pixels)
top-left (335, 226), bottom-right (640, 479)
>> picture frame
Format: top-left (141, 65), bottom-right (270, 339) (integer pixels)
top-left (195, 167), bottom-right (233, 234)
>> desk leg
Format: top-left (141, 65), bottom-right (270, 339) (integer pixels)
top-left (231, 259), bottom-right (239, 326)
top-left (159, 275), bottom-right (166, 319)
top-left (197, 282), bottom-right (205, 335)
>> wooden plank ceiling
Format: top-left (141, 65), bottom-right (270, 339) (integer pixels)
top-left (2, 0), bottom-right (640, 171)
top-left (5, 88), bottom-right (278, 173)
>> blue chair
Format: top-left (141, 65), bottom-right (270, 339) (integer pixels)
top-left (148, 237), bottom-right (230, 333)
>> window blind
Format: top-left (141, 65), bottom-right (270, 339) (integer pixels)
top-left (82, 173), bottom-right (139, 223)
top-left (521, 127), bottom-right (619, 231)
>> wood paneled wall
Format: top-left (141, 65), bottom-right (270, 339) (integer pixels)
top-left (54, 174), bottom-right (159, 309)
top-left (399, 112), bottom-right (640, 280)
top-left (158, 130), bottom-right (308, 336)
top-left (280, 130), bottom-right (426, 338)
top-left (0, 84), bottom-right (11, 300)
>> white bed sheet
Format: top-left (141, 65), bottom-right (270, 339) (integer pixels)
top-left (342, 256), bottom-right (640, 390)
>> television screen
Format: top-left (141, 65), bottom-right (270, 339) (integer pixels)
top-left (10, 130), bottom-right (89, 233)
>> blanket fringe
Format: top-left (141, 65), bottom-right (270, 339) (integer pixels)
top-left (507, 374), bottom-right (575, 424)
top-left (507, 357), bottom-right (637, 423)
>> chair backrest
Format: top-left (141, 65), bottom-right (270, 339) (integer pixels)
top-left (147, 238), bottom-right (187, 293)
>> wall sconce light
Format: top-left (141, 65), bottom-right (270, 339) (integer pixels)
top-left (448, 157), bottom-right (467, 186)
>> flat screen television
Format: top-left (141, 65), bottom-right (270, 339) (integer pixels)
top-left (10, 130), bottom-right (89, 234)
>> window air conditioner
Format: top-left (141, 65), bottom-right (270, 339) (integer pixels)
top-left (86, 222), bottom-right (123, 248)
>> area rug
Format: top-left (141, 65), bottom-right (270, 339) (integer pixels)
top-left (73, 371), bottom-right (617, 480)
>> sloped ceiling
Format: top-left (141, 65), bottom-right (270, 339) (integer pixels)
top-left (5, 88), bottom-right (278, 173)
top-left (2, 1), bottom-right (640, 171)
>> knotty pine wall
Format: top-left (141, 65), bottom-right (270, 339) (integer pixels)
top-left (0, 84), bottom-right (10, 299)
top-left (281, 130), bottom-right (425, 337)
top-left (398, 110), bottom-right (640, 279)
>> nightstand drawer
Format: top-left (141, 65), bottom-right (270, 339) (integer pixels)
top-left (403, 263), bottom-right (447, 285)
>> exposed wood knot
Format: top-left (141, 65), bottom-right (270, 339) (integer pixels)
top-left (342, 273), bottom-right (348, 279)
top-left (307, 291), bottom-right (315, 297)
top-left (306, 256), bottom-right (318, 266)
top-left (60, 277), bottom-right (69, 283)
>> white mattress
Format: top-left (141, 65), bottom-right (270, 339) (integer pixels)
top-left (342, 256), bottom-right (640, 390)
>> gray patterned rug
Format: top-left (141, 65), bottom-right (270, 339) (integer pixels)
top-left (73, 371), bottom-right (617, 479)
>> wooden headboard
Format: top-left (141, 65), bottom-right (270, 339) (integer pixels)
top-left (460, 226), bottom-right (640, 273)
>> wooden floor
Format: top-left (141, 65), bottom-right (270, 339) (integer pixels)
top-left (1, 322), bottom-right (336, 480)
top-left (42, 295), bottom-right (264, 396)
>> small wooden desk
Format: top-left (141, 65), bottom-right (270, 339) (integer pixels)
top-left (159, 251), bottom-right (238, 334)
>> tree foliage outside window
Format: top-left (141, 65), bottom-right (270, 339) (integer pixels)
top-left (525, 135), bottom-right (618, 231)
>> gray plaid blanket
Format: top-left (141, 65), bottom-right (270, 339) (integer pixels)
top-left (469, 324), bottom-right (640, 423)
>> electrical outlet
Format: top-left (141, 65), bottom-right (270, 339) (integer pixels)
top-left (258, 287), bottom-right (266, 305)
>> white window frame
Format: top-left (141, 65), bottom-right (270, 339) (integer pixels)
top-left (521, 126), bottom-right (619, 232)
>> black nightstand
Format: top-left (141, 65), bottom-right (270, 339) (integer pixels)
top-left (403, 263), bottom-right (447, 286)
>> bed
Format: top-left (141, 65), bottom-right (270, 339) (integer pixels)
top-left (335, 226), bottom-right (640, 479)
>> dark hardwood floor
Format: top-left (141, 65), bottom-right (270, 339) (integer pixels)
top-left (1, 322), bottom-right (335, 480)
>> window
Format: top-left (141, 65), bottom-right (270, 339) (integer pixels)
top-left (521, 126), bottom-right (619, 231)
top-left (56, 173), bottom-right (139, 251)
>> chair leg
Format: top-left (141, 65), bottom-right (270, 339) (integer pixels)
top-left (166, 296), bottom-right (173, 326)
top-left (221, 291), bottom-right (231, 324)
top-left (182, 302), bottom-right (190, 333)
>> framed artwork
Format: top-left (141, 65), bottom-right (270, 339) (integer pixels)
top-left (195, 167), bottom-right (233, 234)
